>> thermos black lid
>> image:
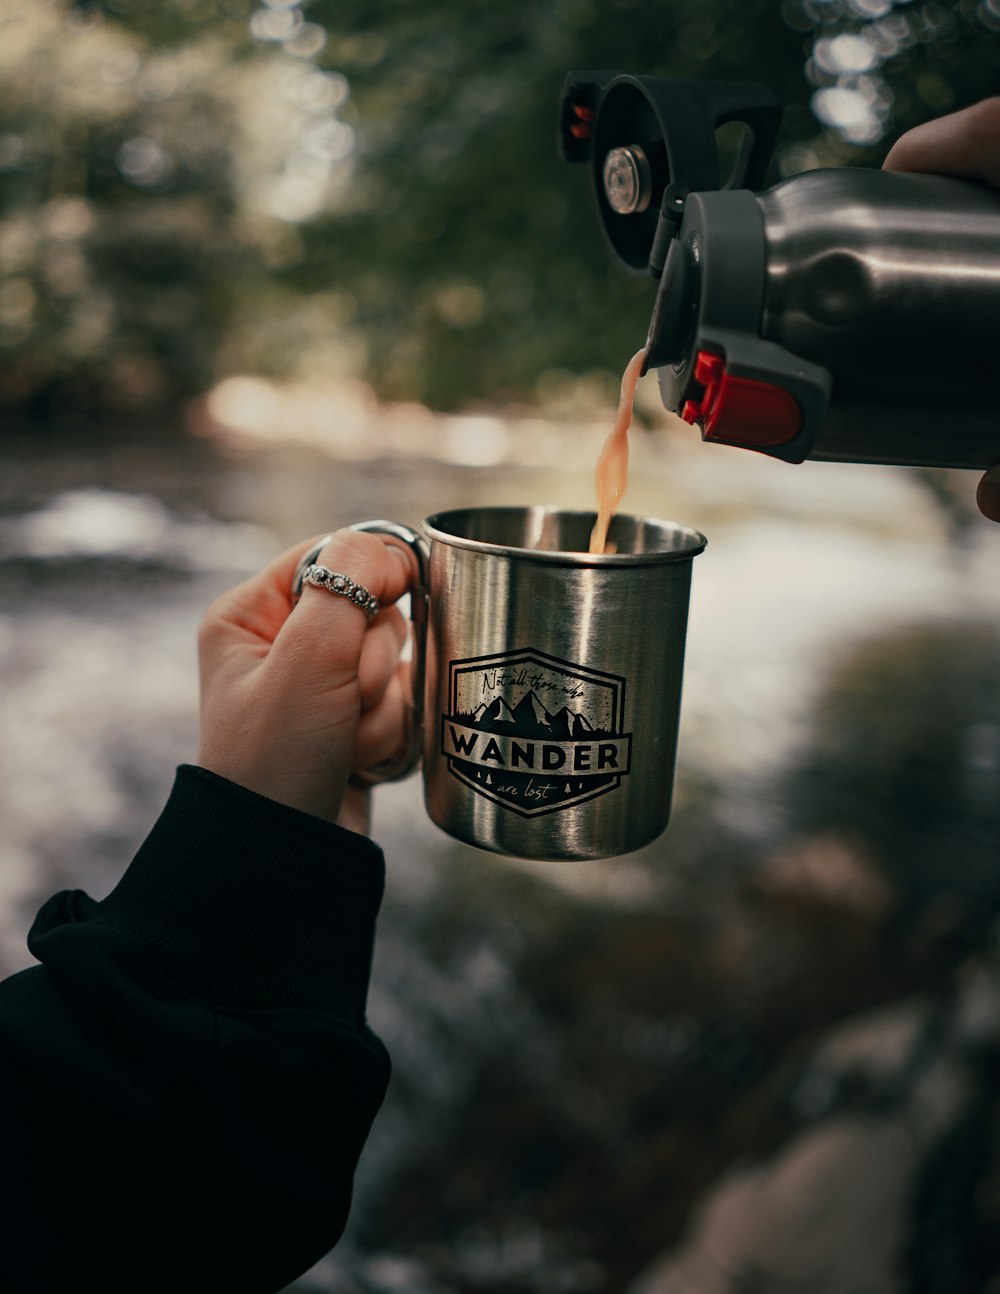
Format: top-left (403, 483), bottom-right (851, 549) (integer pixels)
top-left (559, 72), bottom-right (782, 275)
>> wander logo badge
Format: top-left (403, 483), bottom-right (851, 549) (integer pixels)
top-left (441, 647), bottom-right (632, 817)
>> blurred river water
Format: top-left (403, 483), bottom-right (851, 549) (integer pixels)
top-left (1, 389), bottom-right (999, 1293)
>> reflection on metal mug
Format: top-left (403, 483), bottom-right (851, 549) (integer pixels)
top-left (293, 507), bottom-right (706, 861)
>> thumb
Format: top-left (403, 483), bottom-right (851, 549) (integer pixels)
top-left (273, 528), bottom-right (418, 689)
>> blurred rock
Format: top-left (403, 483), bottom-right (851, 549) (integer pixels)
top-left (757, 833), bottom-right (897, 920)
top-left (628, 1116), bottom-right (922, 1294)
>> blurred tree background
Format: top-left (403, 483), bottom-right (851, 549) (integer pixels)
top-left (1, 0), bottom-right (998, 428)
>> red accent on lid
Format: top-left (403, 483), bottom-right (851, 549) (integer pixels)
top-left (682, 349), bottom-right (802, 448)
top-left (572, 104), bottom-right (595, 121)
top-left (569, 122), bottom-right (592, 140)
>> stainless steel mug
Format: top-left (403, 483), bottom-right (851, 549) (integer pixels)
top-left (294, 507), bottom-right (706, 860)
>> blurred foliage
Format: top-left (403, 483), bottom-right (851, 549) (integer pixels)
top-left (0, 0), bottom-right (998, 426)
top-left (0, 1), bottom-right (258, 423)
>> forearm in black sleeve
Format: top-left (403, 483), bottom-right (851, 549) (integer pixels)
top-left (0, 765), bottom-right (391, 1294)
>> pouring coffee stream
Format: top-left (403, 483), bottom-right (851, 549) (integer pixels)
top-left (589, 346), bottom-right (647, 555)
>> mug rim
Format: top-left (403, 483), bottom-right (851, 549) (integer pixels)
top-left (423, 506), bottom-right (707, 564)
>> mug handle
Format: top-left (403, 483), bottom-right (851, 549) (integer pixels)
top-left (291, 521), bottom-right (429, 783)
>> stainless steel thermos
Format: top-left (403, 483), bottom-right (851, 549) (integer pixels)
top-left (561, 72), bottom-right (1000, 470)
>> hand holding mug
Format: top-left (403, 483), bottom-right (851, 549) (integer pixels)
top-left (196, 509), bottom-right (705, 860)
top-left (195, 528), bottom-right (417, 835)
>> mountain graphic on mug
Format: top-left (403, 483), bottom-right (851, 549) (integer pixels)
top-left (460, 692), bottom-right (613, 741)
top-left (441, 649), bottom-right (633, 818)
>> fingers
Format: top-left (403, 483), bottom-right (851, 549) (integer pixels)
top-left (353, 665), bottom-right (412, 775)
top-left (978, 465), bottom-right (1000, 523)
top-left (357, 604), bottom-right (409, 711)
top-left (201, 527), bottom-right (418, 667)
top-left (275, 528), bottom-right (418, 689)
top-left (315, 528), bottom-right (419, 610)
top-left (883, 97), bottom-right (1000, 189)
top-left (198, 533), bottom-right (338, 672)
top-left (194, 527), bottom-right (420, 824)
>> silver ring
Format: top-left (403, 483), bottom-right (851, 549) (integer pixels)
top-left (301, 565), bottom-right (380, 619)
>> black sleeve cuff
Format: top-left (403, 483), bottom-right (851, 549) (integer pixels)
top-left (35, 765), bottom-right (387, 1025)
